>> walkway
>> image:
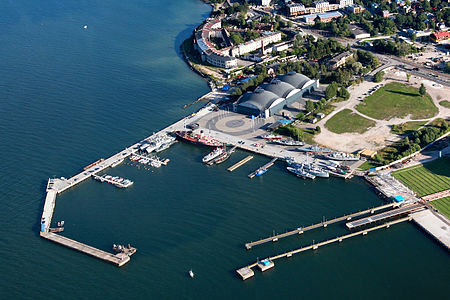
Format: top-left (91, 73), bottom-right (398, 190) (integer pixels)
top-left (411, 209), bottom-right (450, 250)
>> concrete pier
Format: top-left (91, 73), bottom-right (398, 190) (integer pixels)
top-left (40, 232), bottom-right (135, 267)
top-left (411, 209), bottom-right (450, 250)
top-left (244, 202), bottom-right (400, 249)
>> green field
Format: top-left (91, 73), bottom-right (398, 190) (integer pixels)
top-left (325, 109), bottom-right (376, 134)
top-left (439, 100), bottom-right (450, 108)
top-left (356, 82), bottom-right (438, 120)
top-left (393, 158), bottom-right (450, 197)
top-left (431, 196), bottom-right (450, 219)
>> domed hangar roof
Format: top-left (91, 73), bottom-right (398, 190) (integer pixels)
top-left (277, 72), bottom-right (311, 89)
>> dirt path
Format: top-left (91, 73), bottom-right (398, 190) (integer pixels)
top-left (312, 69), bottom-right (449, 152)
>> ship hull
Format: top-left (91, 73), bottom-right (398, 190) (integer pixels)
top-left (175, 131), bottom-right (223, 148)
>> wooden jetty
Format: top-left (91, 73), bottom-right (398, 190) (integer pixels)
top-left (237, 216), bottom-right (411, 280)
top-left (244, 202), bottom-right (401, 249)
top-left (228, 155), bottom-right (253, 172)
top-left (40, 232), bottom-right (136, 267)
top-left (248, 158), bottom-right (278, 178)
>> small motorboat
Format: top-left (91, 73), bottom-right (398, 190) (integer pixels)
top-left (189, 269), bottom-right (194, 278)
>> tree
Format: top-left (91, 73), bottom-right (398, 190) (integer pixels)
top-left (315, 126), bottom-right (321, 133)
top-left (374, 71), bottom-right (385, 82)
top-left (338, 87), bottom-right (350, 100)
top-left (325, 82), bottom-right (338, 99)
top-left (407, 73), bottom-right (411, 82)
top-left (305, 100), bottom-right (315, 113)
top-left (419, 83), bottom-right (426, 96)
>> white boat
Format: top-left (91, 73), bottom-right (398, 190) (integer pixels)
top-left (260, 134), bottom-right (281, 140)
top-left (202, 147), bottom-right (225, 163)
top-left (189, 270), bottom-right (194, 278)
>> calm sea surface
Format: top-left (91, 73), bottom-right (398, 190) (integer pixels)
top-left (0, 1), bottom-right (448, 299)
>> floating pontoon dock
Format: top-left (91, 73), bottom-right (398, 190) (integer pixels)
top-left (237, 217), bottom-right (412, 280)
top-left (346, 203), bottom-right (424, 229)
top-left (248, 158), bottom-right (277, 178)
top-left (228, 155), bottom-right (253, 172)
top-left (244, 202), bottom-right (401, 249)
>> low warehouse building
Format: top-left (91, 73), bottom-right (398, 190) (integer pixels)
top-left (234, 72), bottom-right (319, 118)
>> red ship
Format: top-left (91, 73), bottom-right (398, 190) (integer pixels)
top-left (175, 131), bottom-right (224, 148)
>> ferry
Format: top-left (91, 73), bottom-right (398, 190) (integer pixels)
top-left (202, 147), bottom-right (225, 163)
top-left (175, 131), bottom-right (223, 148)
top-left (297, 145), bottom-right (332, 154)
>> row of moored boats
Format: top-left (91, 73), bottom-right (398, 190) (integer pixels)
top-left (129, 154), bottom-right (169, 168)
top-left (94, 174), bottom-right (134, 188)
top-left (285, 157), bottom-right (352, 180)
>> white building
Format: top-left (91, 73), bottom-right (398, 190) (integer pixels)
top-left (194, 19), bottom-right (238, 68)
top-left (315, 1), bottom-right (330, 10)
top-left (231, 32), bottom-right (282, 56)
top-left (261, 0), bottom-right (271, 6)
top-left (339, 0), bottom-right (353, 8)
top-left (288, 3), bottom-right (306, 15)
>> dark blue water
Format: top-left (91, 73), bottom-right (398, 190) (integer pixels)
top-left (0, 1), bottom-right (448, 299)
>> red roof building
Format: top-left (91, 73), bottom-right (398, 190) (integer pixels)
top-left (430, 31), bottom-right (450, 43)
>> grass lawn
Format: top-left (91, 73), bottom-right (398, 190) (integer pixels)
top-left (439, 100), bottom-right (450, 109)
top-left (325, 109), bottom-right (376, 134)
top-left (359, 160), bottom-right (382, 170)
top-left (392, 158), bottom-right (450, 197)
top-left (390, 121), bottom-right (427, 135)
top-left (356, 82), bottom-right (438, 120)
top-left (431, 196), bottom-right (450, 219)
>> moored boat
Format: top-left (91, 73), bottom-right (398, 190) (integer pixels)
top-left (287, 166), bottom-right (315, 179)
top-left (255, 168), bottom-right (268, 176)
top-left (260, 134), bottom-right (282, 140)
top-left (297, 145), bottom-right (332, 154)
top-left (175, 131), bottom-right (223, 148)
top-left (322, 152), bottom-right (360, 161)
top-left (202, 147), bottom-right (225, 163)
top-left (212, 151), bottom-right (231, 164)
top-left (275, 138), bottom-right (305, 146)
